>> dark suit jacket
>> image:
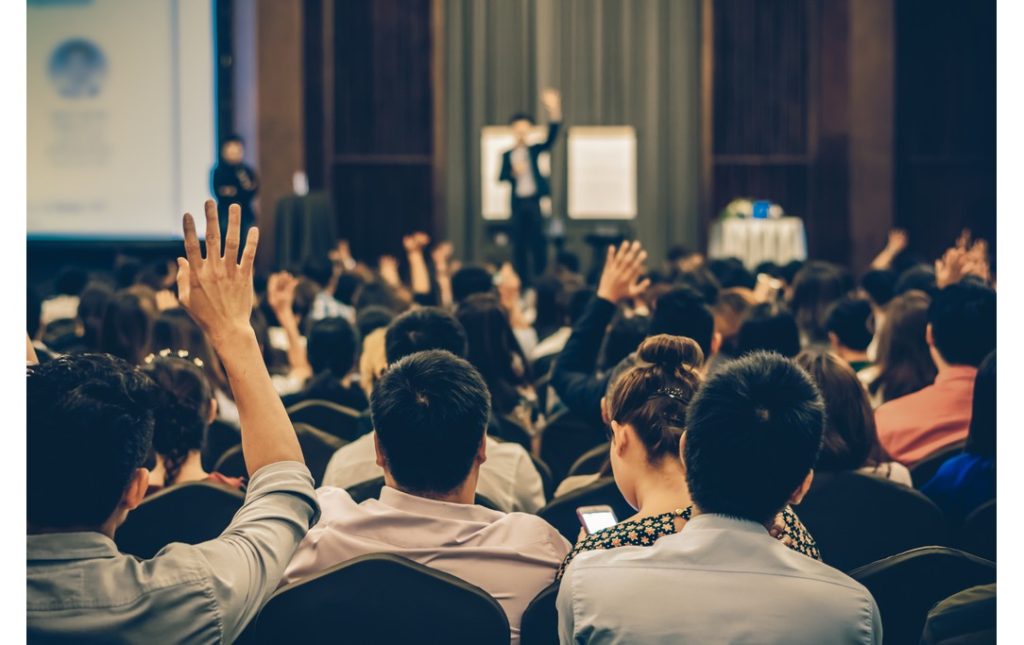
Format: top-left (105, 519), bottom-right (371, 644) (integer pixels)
top-left (550, 295), bottom-right (618, 429)
top-left (499, 122), bottom-right (562, 199)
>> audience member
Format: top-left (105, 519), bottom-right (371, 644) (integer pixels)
top-left (876, 281), bottom-right (996, 465)
top-left (921, 351), bottom-right (996, 523)
top-left (711, 286), bottom-right (757, 358)
top-left (735, 302), bottom-right (801, 358)
top-left (322, 307), bottom-right (545, 513)
top-left (285, 350), bottom-right (569, 644)
top-left (281, 316), bottom-right (368, 411)
top-left (358, 326), bottom-right (388, 399)
top-left (796, 349), bottom-right (911, 486)
top-left (862, 289), bottom-right (937, 406)
top-left (558, 336), bottom-right (820, 579)
top-left (141, 353), bottom-right (244, 493)
top-left (789, 260), bottom-right (851, 346)
top-left (557, 352), bottom-right (882, 644)
top-left (825, 296), bottom-right (876, 372)
top-left (27, 203), bottom-right (318, 642)
top-left (99, 288), bottom-right (157, 365)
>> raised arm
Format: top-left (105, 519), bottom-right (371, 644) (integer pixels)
top-left (535, 88), bottom-right (563, 151)
top-left (404, 232), bottom-right (433, 296)
top-left (177, 201), bottom-right (304, 474)
top-left (267, 271), bottom-right (313, 382)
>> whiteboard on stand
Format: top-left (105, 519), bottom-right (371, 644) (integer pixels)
top-left (480, 125), bottom-right (552, 220)
top-left (567, 126), bottom-right (637, 220)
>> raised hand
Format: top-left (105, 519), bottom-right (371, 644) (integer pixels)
top-left (266, 271), bottom-right (299, 318)
top-left (177, 201), bottom-right (258, 345)
top-left (885, 229), bottom-right (908, 255)
top-left (596, 240), bottom-right (650, 303)
top-left (541, 88), bottom-right (562, 120)
top-left (379, 255), bottom-right (401, 287)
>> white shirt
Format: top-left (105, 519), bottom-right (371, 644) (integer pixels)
top-left (558, 513), bottom-right (882, 645)
top-left (284, 486), bottom-right (571, 644)
top-left (511, 145), bottom-right (537, 198)
top-left (322, 432), bottom-right (546, 513)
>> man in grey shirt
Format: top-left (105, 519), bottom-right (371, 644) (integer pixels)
top-left (27, 202), bottom-right (319, 642)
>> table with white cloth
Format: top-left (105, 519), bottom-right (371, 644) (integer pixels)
top-left (707, 216), bottom-right (808, 269)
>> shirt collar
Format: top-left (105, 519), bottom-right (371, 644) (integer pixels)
top-left (681, 512), bottom-right (771, 536)
top-left (28, 531), bottom-right (121, 562)
top-left (935, 365), bottom-right (978, 386)
top-left (378, 486), bottom-right (500, 522)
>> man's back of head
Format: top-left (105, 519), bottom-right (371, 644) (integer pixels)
top-left (308, 317), bottom-right (359, 377)
top-left (825, 296), bottom-right (875, 353)
top-left (650, 286), bottom-right (715, 361)
top-left (451, 266), bottom-right (494, 304)
top-left (384, 307), bottom-right (468, 364)
top-left (371, 350), bottom-right (491, 496)
top-left (27, 353), bottom-right (156, 530)
top-left (684, 351), bottom-right (824, 525)
top-left (929, 281), bottom-right (996, 367)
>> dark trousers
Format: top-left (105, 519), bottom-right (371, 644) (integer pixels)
top-left (511, 196), bottom-right (547, 284)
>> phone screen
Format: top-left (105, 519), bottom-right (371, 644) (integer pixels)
top-left (581, 510), bottom-right (618, 534)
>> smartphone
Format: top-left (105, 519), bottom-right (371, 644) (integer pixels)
top-left (576, 505), bottom-right (619, 535)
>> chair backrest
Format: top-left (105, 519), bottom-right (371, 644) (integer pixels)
top-left (850, 546), bottom-right (996, 645)
top-left (566, 442), bottom-right (609, 479)
top-left (911, 440), bottom-right (967, 489)
top-left (531, 455), bottom-right (555, 503)
top-left (920, 583), bottom-right (996, 645)
top-left (286, 399), bottom-right (365, 442)
top-left (538, 409), bottom-right (607, 484)
top-left (212, 444), bottom-right (246, 479)
top-left (345, 476), bottom-right (502, 511)
top-left (202, 419), bottom-right (241, 472)
top-left (796, 471), bottom-right (947, 571)
top-left (958, 499), bottom-right (995, 561)
top-left (115, 481), bottom-right (245, 559)
top-left (237, 553), bottom-right (511, 645)
top-left (212, 424), bottom-right (345, 487)
top-left (520, 581), bottom-right (560, 645)
top-left (537, 477), bottom-right (635, 543)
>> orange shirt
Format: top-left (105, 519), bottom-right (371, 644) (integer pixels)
top-left (875, 366), bottom-right (976, 466)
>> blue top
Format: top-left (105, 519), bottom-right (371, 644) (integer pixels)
top-left (921, 452), bottom-right (995, 523)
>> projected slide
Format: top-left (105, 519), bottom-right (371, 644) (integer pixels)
top-left (28, 0), bottom-right (215, 240)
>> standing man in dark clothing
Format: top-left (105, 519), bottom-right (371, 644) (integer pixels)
top-left (499, 89), bottom-right (562, 285)
top-left (211, 134), bottom-right (260, 239)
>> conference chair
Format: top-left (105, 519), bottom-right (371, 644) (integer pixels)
top-left (850, 546), bottom-right (996, 645)
top-left (345, 476), bottom-right (502, 511)
top-left (539, 409), bottom-right (607, 484)
top-left (115, 481), bottom-right (245, 559)
top-left (494, 414), bottom-right (533, 452)
top-left (213, 423), bottom-right (346, 487)
top-left (286, 399), bottom-right (365, 442)
top-left (910, 440), bottom-right (967, 489)
top-left (538, 477), bottom-right (634, 543)
top-left (237, 553), bottom-right (511, 645)
top-left (531, 455), bottom-right (556, 503)
top-left (520, 582), bottom-right (560, 645)
top-left (566, 442), bottom-right (610, 479)
top-left (202, 419), bottom-right (241, 473)
top-left (958, 499), bottom-right (996, 562)
top-left (920, 583), bottom-right (996, 645)
top-left (796, 471), bottom-right (947, 572)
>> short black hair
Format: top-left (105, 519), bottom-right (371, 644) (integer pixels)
top-left (650, 287), bottom-right (715, 360)
top-left (308, 317), bottom-right (360, 377)
top-left (334, 273), bottom-right (365, 306)
top-left (929, 281), bottom-right (996, 367)
top-left (385, 307), bottom-right (468, 364)
top-left (371, 350), bottom-right (491, 495)
top-left (895, 264), bottom-right (938, 297)
top-left (555, 250), bottom-right (581, 274)
top-left (508, 112), bottom-right (535, 125)
top-left (707, 257), bottom-right (756, 290)
top-left (825, 296), bottom-right (875, 352)
top-left (451, 265), bottom-right (494, 303)
top-left (861, 269), bottom-right (897, 308)
top-left (684, 351), bottom-right (825, 524)
top-left (54, 265), bottom-right (89, 296)
top-left (28, 354), bottom-right (157, 528)
top-left (221, 133), bottom-right (244, 146)
top-left (736, 302), bottom-right (801, 358)
top-left (674, 269), bottom-right (720, 305)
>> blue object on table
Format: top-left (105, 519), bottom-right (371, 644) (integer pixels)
top-left (752, 200), bottom-right (771, 219)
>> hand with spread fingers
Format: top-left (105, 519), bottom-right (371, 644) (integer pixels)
top-left (596, 240), bottom-right (650, 304)
top-left (177, 201), bottom-right (258, 345)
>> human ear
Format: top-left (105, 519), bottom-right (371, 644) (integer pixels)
top-left (122, 468), bottom-right (150, 511)
top-left (787, 470), bottom-right (815, 505)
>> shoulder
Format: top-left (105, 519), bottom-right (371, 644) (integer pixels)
top-left (499, 512), bottom-right (572, 552)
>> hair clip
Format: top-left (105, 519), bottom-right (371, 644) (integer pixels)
top-left (143, 348), bottom-right (205, 369)
top-left (654, 387), bottom-right (687, 402)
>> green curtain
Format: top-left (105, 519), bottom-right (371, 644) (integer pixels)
top-left (441, 0), bottom-right (701, 267)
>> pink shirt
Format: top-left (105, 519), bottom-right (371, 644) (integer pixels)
top-left (283, 486), bottom-right (571, 644)
top-left (875, 366), bottom-right (976, 466)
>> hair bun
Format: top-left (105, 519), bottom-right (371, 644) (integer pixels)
top-left (637, 334), bottom-right (704, 371)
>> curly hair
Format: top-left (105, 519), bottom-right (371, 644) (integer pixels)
top-left (141, 356), bottom-right (213, 486)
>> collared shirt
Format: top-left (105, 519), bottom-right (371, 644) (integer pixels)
top-left (511, 146), bottom-right (537, 197)
top-left (321, 432), bottom-right (546, 513)
top-left (283, 486), bottom-right (571, 644)
top-left (875, 365), bottom-right (977, 465)
top-left (27, 461), bottom-right (319, 644)
top-left (558, 513), bottom-right (882, 645)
